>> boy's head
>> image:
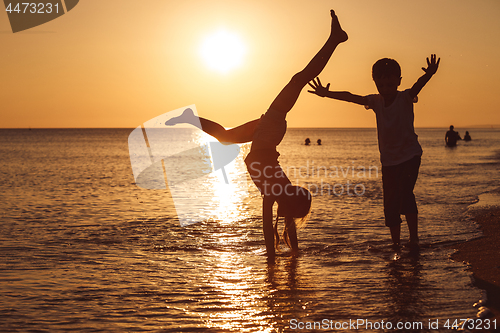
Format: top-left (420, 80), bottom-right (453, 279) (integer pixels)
top-left (372, 58), bottom-right (401, 96)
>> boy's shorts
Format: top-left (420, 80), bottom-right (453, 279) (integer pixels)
top-left (381, 155), bottom-right (421, 227)
top-left (244, 149), bottom-right (292, 199)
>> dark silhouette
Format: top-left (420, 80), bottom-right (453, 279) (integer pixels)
top-left (464, 131), bottom-right (471, 141)
top-left (445, 125), bottom-right (462, 147)
top-left (317, 139), bottom-right (322, 145)
top-left (308, 54), bottom-right (441, 249)
top-left (305, 138), bottom-right (311, 146)
top-left (165, 10), bottom-right (347, 260)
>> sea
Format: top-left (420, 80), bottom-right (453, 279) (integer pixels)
top-left (1, 127), bottom-right (499, 332)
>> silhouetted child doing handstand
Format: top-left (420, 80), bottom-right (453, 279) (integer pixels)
top-left (166, 10), bottom-right (348, 259)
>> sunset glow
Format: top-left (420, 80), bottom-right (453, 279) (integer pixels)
top-left (200, 29), bottom-right (247, 74)
top-left (1, 1), bottom-right (499, 128)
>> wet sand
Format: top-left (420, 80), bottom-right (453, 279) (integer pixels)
top-left (451, 208), bottom-right (500, 331)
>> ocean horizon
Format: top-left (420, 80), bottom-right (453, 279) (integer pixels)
top-left (1, 127), bottom-right (499, 332)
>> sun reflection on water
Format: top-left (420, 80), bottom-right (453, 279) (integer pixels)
top-left (208, 163), bottom-right (251, 224)
top-left (193, 131), bottom-right (252, 224)
top-left (189, 132), bottom-right (296, 331)
top-left (203, 249), bottom-right (278, 333)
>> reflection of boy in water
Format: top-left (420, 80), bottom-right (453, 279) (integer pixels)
top-left (445, 125), bottom-right (462, 147)
top-left (309, 54), bottom-right (441, 250)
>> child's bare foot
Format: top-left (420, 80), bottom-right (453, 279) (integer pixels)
top-left (165, 108), bottom-right (196, 126)
top-left (392, 242), bottom-right (401, 252)
top-left (407, 239), bottom-right (420, 250)
top-left (330, 10), bottom-right (348, 43)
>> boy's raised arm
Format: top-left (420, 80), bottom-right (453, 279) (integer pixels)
top-left (308, 77), bottom-right (366, 105)
top-left (409, 54), bottom-right (440, 99)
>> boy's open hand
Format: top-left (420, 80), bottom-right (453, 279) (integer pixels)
top-left (422, 54), bottom-right (440, 76)
top-left (308, 77), bottom-right (330, 97)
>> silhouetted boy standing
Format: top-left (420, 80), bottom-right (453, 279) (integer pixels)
top-left (309, 55), bottom-right (440, 249)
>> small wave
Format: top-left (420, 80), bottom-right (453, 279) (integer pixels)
top-left (467, 190), bottom-right (500, 211)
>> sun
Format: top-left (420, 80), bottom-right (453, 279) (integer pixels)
top-left (200, 29), bottom-right (247, 74)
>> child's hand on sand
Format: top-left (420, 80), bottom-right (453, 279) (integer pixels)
top-left (307, 77), bottom-right (330, 97)
top-left (422, 54), bottom-right (440, 76)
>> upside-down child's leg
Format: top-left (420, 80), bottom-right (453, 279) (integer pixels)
top-left (166, 108), bottom-right (260, 144)
top-left (269, 10), bottom-right (347, 114)
top-left (221, 119), bottom-right (260, 143)
top-left (198, 118), bottom-right (260, 144)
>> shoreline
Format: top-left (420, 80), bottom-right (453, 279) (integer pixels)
top-left (451, 206), bottom-right (500, 331)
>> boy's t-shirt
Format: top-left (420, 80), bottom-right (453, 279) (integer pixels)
top-left (365, 89), bottom-right (423, 166)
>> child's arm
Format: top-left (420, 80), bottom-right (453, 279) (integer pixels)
top-left (409, 54), bottom-right (440, 99)
top-left (262, 196), bottom-right (276, 259)
top-left (308, 77), bottom-right (367, 105)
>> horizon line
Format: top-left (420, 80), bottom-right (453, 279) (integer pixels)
top-left (1, 125), bottom-right (500, 130)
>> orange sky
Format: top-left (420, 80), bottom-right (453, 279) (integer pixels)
top-left (1, 0), bottom-right (499, 128)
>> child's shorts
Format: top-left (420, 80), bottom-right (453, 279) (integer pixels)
top-left (244, 149), bottom-right (292, 199)
top-left (381, 155), bottom-right (421, 227)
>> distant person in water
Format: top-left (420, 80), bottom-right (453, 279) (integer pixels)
top-left (317, 139), bottom-right (322, 145)
top-left (445, 125), bottom-right (462, 147)
top-left (463, 131), bottom-right (471, 141)
top-left (305, 138), bottom-right (311, 146)
top-left (308, 54), bottom-right (441, 250)
top-left (165, 10), bottom-right (348, 260)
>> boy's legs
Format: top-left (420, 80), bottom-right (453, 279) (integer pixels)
top-left (382, 164), bottom-right (403, 246)
top-left (389, 225), bottom-right (401, 248)
top-left (401, 156), bottom-right (421, 246)
top-left (384, 156), bottom-right (421, 247)
top-left (269, 10), bottom-right (347, 115)
top-left (406, 213), bottom-right (418, 245)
